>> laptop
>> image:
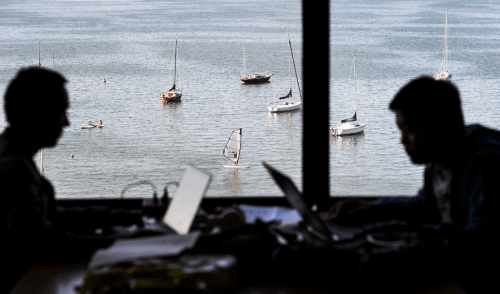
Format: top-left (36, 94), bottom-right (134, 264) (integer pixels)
top-left (263, 162), bottom-right (370, 243)
top-left (153, 165), bottom-right (212, 235)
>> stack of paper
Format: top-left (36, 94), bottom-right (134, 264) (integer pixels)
top-left (88, 231), bottom-right (201, 269)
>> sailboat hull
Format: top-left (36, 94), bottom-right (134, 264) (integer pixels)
top-left (433, 71), bottom-right (452, 81)
top-left (330, 123), bottom-right (365, 136)
top-left (160, 92), bottom-right (182, 102)
top-left (241, 74), bottom-right (272, 84)
top-left (268, 101), bottom-right (302, 113)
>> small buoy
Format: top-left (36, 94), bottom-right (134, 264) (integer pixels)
top-left (70, 154), bottom-right (74, 158)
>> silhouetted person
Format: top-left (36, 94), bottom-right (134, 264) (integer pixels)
top-left (329, 76), bottom-right (499, 293)
top-left (0, 67), bottom-right (140, 293)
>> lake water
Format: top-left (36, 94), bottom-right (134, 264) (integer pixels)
top-left (1, 0), bottom-right (500, 198)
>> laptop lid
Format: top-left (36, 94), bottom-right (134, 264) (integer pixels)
top-left (263, 162), bottom-right (334, 243)
top-left (163, 165), bottom-right (212, 234)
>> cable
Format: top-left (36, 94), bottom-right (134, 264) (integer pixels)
top-left (120, 180), bottom-right (158, 204)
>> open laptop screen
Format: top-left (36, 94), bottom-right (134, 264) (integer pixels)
top-left (263, 162), bottom-right (333, 242)
top-left (163, 165), bottom-right (212, 234)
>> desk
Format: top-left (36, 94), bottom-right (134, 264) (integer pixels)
top-left (11, 218), bottom-right (464, 294)
top-left (12, 263), bottom-right (87, 294)
top-left (12, 262), bottom-right (462, 294)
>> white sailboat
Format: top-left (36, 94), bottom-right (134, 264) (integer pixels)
top-left (268, 30), bottom-right (302, 113)
top-left (330, 55), bottom-right (366, 136)
top-left (222, 129), bottom-right (250, 168)
top-left (433, 10), bottom-right (452, 81)
top-left (161, 39), bottom-right (183, 102)
top-left (240, 48), bottom-right (273, 84)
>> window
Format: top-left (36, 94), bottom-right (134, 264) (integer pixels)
top-left (0, 0), bottom-right (305, 199)
top-left (327, 2), bottom-right (500, 197)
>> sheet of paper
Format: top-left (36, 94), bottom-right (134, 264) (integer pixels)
top-left (239, 204), bottom-right (302, 223)
top-left (88, 231), bottom-right (201, 269)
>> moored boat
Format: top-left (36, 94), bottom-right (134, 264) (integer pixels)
top-left (161, 39), bottom-right (183, 102)
top-left (268, 30), bottom-right (302, 113)
top-left (240, 48), bottom-right (272, 84)
top-left (330, 55), bottom-right (366, 136)
top-left (433, 10), bottom-right (452, 81)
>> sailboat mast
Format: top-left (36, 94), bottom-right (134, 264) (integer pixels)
top-left (288, 31), bottom-right (303, 101)
top-left (51, 45), bottom-right (55, 71)
top-left (177, 41), bottom-right (182, 90)
top-left (242, 48), bottom-right (247, 77)
top-left (38, 43), bottom-right (41, 68)
top-left (353, 55), bottom-right (357, 112)
top-left (444, 10), bottom-right (448, 72)
top-left (288, 31), bottom-right (292, 99)
top-left (174, 39), bottom-right (177, 89)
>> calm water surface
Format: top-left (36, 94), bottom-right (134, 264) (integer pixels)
top-left (1, 0), bottom-right (500, 198)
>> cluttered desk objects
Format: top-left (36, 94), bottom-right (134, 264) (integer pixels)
top-left (12, 164), bottom-right (462, 294)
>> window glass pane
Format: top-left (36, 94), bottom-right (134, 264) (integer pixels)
top-left (0, 0), bottom-right (302, 198)
top-left (329, 1), bottom-right (500, 196)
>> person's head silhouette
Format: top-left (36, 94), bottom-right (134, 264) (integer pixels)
top-left (389, 76), bottom-right (464, 166)
top-left (4, 67), bottom-right (69, 155)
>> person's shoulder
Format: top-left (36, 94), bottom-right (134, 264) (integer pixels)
top-left (0, 137), bottom-right (36, 184)
top-left (463, 124), bottom-right (500, 171)
top-left (466, 124), bottom-right (500, 144)
top-left (465, 124), bottom-right (500, 153)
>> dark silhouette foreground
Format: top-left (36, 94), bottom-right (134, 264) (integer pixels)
top-left (0, 67), bottom-right (141, 293)
top-left (329, 76), bottom-right (500, 294)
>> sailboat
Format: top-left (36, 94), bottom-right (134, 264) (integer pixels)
top-left (268, 30), bottom-right (302, 113)
top-left (330, 55), bottom-right (366, 136)
top-left (222, 129), bottom-right (250, 168)
top-left (433, 10), bottom-right (452, 81)
top-left (160, 40), bottom-right (183, 102)
top-left (240, 48), bottom-right (272, 84)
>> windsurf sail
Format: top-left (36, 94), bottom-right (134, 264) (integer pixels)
top-left (223, 129), bottom-right (242, 165)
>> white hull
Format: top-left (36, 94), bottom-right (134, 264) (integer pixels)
top-left (331, 123), bottom-right (366, 136)
top-left (223, 165), bottom-right (251, 169)
top-left (268, 101), bottom-right (302, 113)
top-left (433, 71), bottom-right (452, 81)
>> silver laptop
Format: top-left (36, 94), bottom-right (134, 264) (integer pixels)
top-left (157, 165), bottom-right (212, 235)
top-left (263, 162), bottom-right (371, 243)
